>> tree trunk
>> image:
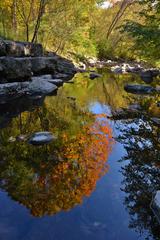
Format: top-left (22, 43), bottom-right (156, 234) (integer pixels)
top-left (12, 0), bottom-right (17, 34)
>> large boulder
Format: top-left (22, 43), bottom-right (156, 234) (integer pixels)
top-left (0, 57), bottom-right (32, 82)
top-left (0, 56), bottom-right (76, 83)
top-left (31, 56), bottom-right (76, 77)
top-left (0, 39), bottom-right (43, 57)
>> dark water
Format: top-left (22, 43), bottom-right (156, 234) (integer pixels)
top-left (0, 69), bottom-right (160, 240)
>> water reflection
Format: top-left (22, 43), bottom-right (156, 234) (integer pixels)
top-left (0, 95), bottom-right (114, 217)
top-left (116, 118), bottom-right (160, 239)
top-left (0, 69), bottom-right (160, 239)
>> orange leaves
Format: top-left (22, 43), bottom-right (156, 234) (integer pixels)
top-left (10, 113), bottom-right (114, 217)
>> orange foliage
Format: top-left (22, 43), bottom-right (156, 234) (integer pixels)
top-left (8, 114), bottom-right (114, 217)
top-left (28, 114), bottom-right (114, 217)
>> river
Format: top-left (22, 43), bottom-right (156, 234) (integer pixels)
top-left (0, 68), bottom-right (159, 240)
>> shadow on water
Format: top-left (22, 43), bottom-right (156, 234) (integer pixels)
top-left (0, 69), bottom-right (160, 239)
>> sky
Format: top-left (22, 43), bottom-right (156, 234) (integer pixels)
top-left (100, 0), bottom-right (121, 9)
top-left (101, 1), bottom-right (111, 8)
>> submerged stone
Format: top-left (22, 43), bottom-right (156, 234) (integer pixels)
top-left (28, 132), bottom-right (56, 145)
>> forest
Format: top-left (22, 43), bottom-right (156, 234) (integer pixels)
top-left (0, 1), bottom-right (160, 240)
top-left (0, 0), bottom-right (160, 65)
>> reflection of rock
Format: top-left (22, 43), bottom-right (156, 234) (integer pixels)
top-left (28, 132), bottom-right (57, 145)
top-left (151, 191), bottom-right (160, 224)
top-left (90, 73), bottom-right (102, 80)
top-left (0, 95), bottom-right (45, 128)
top-left (124, 84), bottom-right (155, 94)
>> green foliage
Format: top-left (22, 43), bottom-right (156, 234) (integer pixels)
top-left (123, 0), bottom-right (160, 62)
top-left (0, 0), bottom-right (159, 64)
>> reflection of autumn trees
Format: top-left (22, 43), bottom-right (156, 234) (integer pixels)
top-left (117, 119), bottom-right (160, 239)
top-left (0, 112), bottom-right (113, 217)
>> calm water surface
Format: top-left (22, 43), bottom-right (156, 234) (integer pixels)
top-left (0, 69), bottom-right (159, 240)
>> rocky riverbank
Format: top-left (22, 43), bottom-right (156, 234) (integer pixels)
top-left (0, 39), bottom-right (77, 103)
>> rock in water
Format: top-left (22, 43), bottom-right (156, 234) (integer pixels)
top-left (90, 73), bottom-right (102, 80)
top-left (28, 132), bottom-right (56, 145)
top-left (124, 84), bottom-right (155, 94)
top-left (151, 191), bottom-right (160, 224)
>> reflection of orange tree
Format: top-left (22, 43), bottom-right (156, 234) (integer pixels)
top-left (29, 114), bottom-right (114, 217)
top-left (0, 114), bottom-right (114, 217)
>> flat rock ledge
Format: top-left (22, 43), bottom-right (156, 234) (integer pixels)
top-left (0, 75), bottom-right (62, 103)
top-left (0, 56), bottom-right (76, 83)
top-left (0, 39), bottom-right (76, 84)
top-left (151, 191), bottom-right (160, 224)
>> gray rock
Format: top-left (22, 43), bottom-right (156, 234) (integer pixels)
top-left (0, 39), bottom-right (43, 57)
top-left (30, 57), bottom-right (56, 74)
top-left (52, 73), bottom-right (70, 81)
top-left (28, 132), bottom-right (56, 145)
top-left (0, 39), bottom-right (6, 56)
top-left (151, 191), bottom-right (160, 224)
top-left (124, 84), bottom-right (156, 94)
top-left (28, 78), bottom-right (57, 95)
top-left (0, 53), bottom-right (76, 83)
top-left (48, 79), bottom-right (63, 87)
top-left (0, 77), bottom-right (57, 101)
top-left (31, 56), bottom-right (76, 77)
top-left (140, 70), bottom-right (154, 83)
top-left (0, 57), bottom-right (32, 82)
top-left (111, 65), bottom-right (122, 74)
top-left (90, 73), bottom-right (102, 80)
top-left (32, 75), bottom-right (53, 80)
